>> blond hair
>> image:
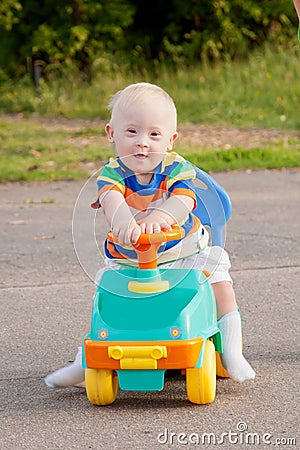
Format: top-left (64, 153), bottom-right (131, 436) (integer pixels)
top-left (108, 82), bottom-right (177, 130)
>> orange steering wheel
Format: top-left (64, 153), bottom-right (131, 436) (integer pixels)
top-left (108, 224), bottom-right (184, 269)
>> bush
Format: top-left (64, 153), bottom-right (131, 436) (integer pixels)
top-left (0, 0), bottom-right (298, 78)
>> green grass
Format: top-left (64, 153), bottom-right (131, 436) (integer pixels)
top-left (0, 120), bottom-right (110, 182)
top-left (180, 143), bottom-right (300, 172)
top-left (0, 45), bottom-right (299, 182)
top-left (169, 46), bottom-right (300, 129)
top-left (1, 45), bottom-right (300, 129)
top-left (0, 118), bottom-right (299, 182)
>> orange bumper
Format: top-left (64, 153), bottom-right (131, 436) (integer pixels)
top-left (84, 337), bottom-right (204, 370)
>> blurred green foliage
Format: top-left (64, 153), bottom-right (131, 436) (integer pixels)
top-left (0, 0), bottom-right (298, 78)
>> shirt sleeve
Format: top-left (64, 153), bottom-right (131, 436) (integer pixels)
top-left (166, 158), bottom-right (197, 209)
top-left (91, 160), bottom-right (125, 209)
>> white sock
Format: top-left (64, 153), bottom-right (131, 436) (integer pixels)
top-left (44, 347), bottom-right (85, 388)
top-left (218, 311), bottom-right (255, 382)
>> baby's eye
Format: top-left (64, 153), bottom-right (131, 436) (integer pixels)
top-left (127, 128), bottom-right (136, 134)
top-left (151, 131), bottom-right (160, 137)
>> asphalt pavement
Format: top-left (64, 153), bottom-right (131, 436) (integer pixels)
top-left (0, 169), bottom-right (299, 450)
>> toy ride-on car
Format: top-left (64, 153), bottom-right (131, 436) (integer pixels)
top-left (83, 168), bottom-right (232, 405)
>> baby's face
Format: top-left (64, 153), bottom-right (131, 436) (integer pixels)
top-left (105, 98), bottom-right (178, 177)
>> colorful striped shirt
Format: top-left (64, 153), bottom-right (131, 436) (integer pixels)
top-left (92, 151), bottom-right (201, 261)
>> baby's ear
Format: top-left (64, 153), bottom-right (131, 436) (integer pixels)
top-left (105, 123), bottom-right (114, 143)
top-left (168, 131), bottom-right (178, 150)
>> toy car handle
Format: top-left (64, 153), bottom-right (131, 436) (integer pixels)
top-left (107, 224), bottom-right (184, 269)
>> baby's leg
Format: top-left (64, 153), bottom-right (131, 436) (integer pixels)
top-left (45, 346), bottom-right (85, 388)
top-left (212, 280), bottom-right (238, 319)
top-left (213, 281), bottom-right (255, 382)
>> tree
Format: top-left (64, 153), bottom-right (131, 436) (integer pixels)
top-left (0, 0), bottom-right (135, 75)
top-left (0, 0), bottom-right (297, 77)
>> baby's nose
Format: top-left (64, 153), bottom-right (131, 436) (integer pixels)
top-left (137, 136), bottom-right (150, 148)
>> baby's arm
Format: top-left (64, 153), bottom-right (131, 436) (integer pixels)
top-left (100, 190), bottom-right (141, 245)
top-left (138, 194), bottom-right (194, 234)
top-left (294, 0), bottom-right (300, 19)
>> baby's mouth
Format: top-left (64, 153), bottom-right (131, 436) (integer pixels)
top-left (134, 153), bottom-right (148, 159)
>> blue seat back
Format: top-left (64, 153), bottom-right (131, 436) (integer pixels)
top-left (193, 167), bottom-right (232, 247)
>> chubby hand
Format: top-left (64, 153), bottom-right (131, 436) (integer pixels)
top-left (112, 221), bottom-right (141, 246)
top-left (137, 212), bottom-right (173, 235)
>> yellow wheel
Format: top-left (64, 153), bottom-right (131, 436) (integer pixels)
top-left (85, 368), bottom-right (118, 406)
top-left (186, 340), bottom-right (216, 404)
